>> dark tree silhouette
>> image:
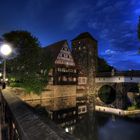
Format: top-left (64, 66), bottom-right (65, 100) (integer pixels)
top-left (3, 30), bottom-right (48, 93)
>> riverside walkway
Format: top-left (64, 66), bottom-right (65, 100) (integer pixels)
top-left (0, 89), bottom-right (77, 140)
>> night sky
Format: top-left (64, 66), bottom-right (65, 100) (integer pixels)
top-left (0, 0), bottom-right (140, 70)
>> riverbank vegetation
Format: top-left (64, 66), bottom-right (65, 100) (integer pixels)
top-left (2, 31), bottom-right (50, 94)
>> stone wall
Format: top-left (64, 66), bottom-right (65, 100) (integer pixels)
top-left (14, 85), bottom-right (76, 111)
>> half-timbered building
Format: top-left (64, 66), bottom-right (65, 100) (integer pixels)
top-left (42, 40), bottom-right (77, 113)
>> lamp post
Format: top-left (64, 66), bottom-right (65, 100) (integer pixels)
top-left (0, 44), bottom-right (12, 83)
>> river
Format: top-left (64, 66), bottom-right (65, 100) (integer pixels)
top-left (62, 112), bottom-right (140, 140)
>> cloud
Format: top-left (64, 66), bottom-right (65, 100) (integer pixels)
top-left (88, 22), bottom-right (97, 29)
top-left (64, 3), bottom-right (90, 30)
top-left (64, 10), bottom-right (83, 30)
top-left (100, 49), bottom-right (140, 70)
top-left (105, 49), bottom-right (116, 55)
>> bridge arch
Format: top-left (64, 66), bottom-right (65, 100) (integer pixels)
top-left (98, 85), bottom-right (116, 104)
top-left (127, 84), bottom-right (140, 105)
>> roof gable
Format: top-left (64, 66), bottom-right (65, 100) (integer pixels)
top-left (43, 40), bottom-right (75, 66)
top-left (55, 43), bottom-right (75, 66)
top-left (43, 40), bottom-right (67, 63)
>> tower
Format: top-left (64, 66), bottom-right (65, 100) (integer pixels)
top-left (71, 32), bottom-right (98, 95)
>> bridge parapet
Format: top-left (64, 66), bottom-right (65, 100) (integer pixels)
top-left (96, 71), bottom-right (140, 77)
top-left (0, 90), bottom-right (77, 140)
top-left (96, 71), bottom-right (140, 83)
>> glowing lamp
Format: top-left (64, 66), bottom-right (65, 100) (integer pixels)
top-left (0, 44), bottom-right (12, 56)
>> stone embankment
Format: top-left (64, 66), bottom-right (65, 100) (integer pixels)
top-left (96, 106), bottom-right (140, 116)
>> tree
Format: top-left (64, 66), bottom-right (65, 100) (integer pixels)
top-left (97, 57), bottom-right (114, 72)
top-left (2, 30), bottom-right (48, 93)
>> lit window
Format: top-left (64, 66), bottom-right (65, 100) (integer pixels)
top-left (63, 76), bottom-right (67, 81)
top-left (73, 77), bottom-right (76, 82)
top-left (58, 77), bottom-right (61, 81)
top-left (83, 46), bottom-right (86, 49)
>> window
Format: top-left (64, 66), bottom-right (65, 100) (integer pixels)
top-left (58, 77), bottom-right (61, 81)
top-left (83, 46), bottom-right (86, 49)
top-left (63, 76), bottom-right (67, 81)
top-left (73, 77), bottom-right (76, 82)
top-left (82, 108), bottom-right (85, 112)
top-left (69, 77), bottom-right (72, 81)
top-left (82, 78), bottom-right (86, 83)
top-left (51, 77), bottom-right (53, 81)
top-left (58, 68), bottom-right (61, 72)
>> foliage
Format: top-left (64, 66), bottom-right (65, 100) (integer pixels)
top-left (3, 30), bottom-right (49, 94)
top-left (9, 72), bottom-right (48, 94)
top-left (127, 105), bottom-right (137, 111)
top-left (97, 57), bottom-right (114, 72)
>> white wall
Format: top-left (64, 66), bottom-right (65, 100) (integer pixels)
top-left (95, 76), bottom-right (140, 83)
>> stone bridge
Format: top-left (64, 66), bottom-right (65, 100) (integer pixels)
top-left (93, 71), bottom-right (140, 109)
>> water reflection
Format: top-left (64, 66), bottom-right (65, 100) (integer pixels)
top-left (72, 112), bottom-right (140, 140)
top-left (35, 106), bottom-right (140, 140)
top-left (73, 112), bottom-right (98, 140)
top-left (57, 111), bottom-right (140, 140)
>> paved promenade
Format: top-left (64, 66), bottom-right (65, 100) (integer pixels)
top-left (1, 88), bottom-right (78, 140)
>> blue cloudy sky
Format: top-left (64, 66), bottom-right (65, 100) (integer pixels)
top-left (0, 0), bottom-right (140, 70)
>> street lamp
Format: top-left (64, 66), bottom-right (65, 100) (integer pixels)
top-left (0, 44), bottom-right (12, 83)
